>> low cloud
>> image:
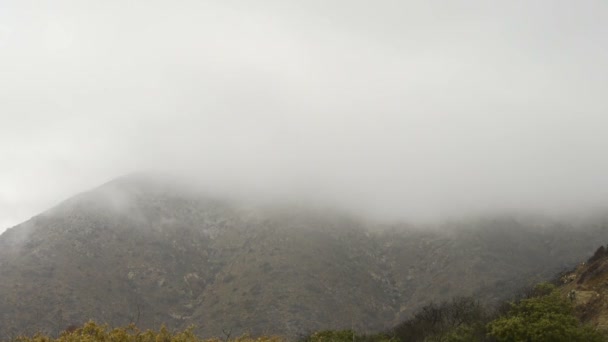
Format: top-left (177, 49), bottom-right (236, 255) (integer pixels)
top-left (1, 1), bottom-right (607, 231)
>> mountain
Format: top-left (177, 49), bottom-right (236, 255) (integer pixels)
top-left (1, 174), bottom-right (608, 338)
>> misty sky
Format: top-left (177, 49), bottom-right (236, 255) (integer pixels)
top-left (1, 1), bottom-right (607, 231)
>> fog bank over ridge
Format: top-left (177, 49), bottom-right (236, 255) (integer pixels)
top-left (1, 1), bottom-right (607, 232)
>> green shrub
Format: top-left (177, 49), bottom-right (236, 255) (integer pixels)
top-left (298, 330), bottom-right (396, 342)
top-left (392, 297), bottom-right (487, 342)
top-left (487, 283), bottom-right (605, 342)
top-left (11, 321), bottom-right (284, 342)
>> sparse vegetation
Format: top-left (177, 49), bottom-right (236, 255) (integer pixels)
top-left (10, 281), bottom-right (607, 342)
top-left (9, 322), bottom-right (284, 342)
top-left (5, 178), bottom-right (608, 340)
top-left (297, 330), bottom-right (395, 342)
top-left (487, 283), bottom-right (604, 342)
top-left (393, 297), bottom-right (487, 342)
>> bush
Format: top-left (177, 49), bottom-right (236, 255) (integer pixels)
top-left (486, 283), bottom-right (605, 342)
top-left (298, 330), bottom-right (396, 342)
top-left (392, 297), bottom-right (487, 342)
top-left (11, 321), bottom-right (284, 342)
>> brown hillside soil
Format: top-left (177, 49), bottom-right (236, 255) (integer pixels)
top-left (560, 248), bottom-right (608, 331)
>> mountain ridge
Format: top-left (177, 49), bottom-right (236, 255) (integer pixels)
top-left (1, 175), bottom-right (608, 338)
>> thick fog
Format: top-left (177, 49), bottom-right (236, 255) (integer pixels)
top-left (1, 1), bottom-right (607, 232)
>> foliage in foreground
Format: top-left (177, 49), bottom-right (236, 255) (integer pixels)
top-left (298, 330), bottom-right (396, 342)
top-left (392, 297), bottom-right (487, 342)
top-left (487, 283), bottom-right (604, 342)
top-left (10, 322), bottom-right (283, 342)
top-left (392, 283), bottom-right (607, 342)
top-left (9, 283), bottom-right (607, 342)
top-left (9, 324), bottom-right (399, 342)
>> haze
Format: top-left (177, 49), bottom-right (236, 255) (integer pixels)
top-left (1, 1), bottom-right (607, 232)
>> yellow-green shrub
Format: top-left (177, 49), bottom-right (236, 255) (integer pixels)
top-left (12, 321), bottom-right (284, 342)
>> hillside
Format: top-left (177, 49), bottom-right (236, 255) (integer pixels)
top-left (1, 174), bottom-right (608, 338)
top-left (559, 244), bottom-right (608, 332)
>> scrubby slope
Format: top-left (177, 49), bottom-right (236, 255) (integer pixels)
top-left (1, 174), bottom-right (608, 338)
top-left (559, 245), bottom-right (608, 331)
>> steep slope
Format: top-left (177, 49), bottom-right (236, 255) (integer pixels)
top-left (1, 174), bottom-right (608, 338)
top-left (559, 245), bottom-right (608, 331)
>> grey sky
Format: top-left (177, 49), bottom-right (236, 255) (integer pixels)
top-left (1, 1), bottom-right (607, 231)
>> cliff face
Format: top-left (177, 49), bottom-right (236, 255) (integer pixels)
top-left (1, 174), bottom-right (608, 338)
top-left (560, 245), bottom-right (608, 331)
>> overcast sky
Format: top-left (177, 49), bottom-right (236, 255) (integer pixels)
top-left (1, 1), bottom-right (607, 231)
